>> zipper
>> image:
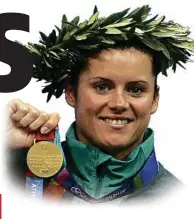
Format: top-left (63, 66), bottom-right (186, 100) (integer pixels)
top-left (94, 163), bottom-right (105, 198)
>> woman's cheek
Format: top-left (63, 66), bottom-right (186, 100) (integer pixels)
top-left (131, 96), bottom-right (153, 117)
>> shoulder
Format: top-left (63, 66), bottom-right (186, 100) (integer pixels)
top-left (120, 162), bottom-right (183, 204)
top-left (155, 162), bottom-right (183, 188)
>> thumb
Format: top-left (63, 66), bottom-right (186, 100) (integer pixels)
top-left (40, 113), bottom-right (60, 134)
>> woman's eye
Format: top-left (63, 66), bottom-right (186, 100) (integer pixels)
top-left (128, 87), bottom-right (143, 95)
top-left (95, 83), bottom-right (109, 92)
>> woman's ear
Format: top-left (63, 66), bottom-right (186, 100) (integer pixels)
top-left (151, 85), bottom-right (160, 114)
top-left (65, 85), bottom-right (76, 107)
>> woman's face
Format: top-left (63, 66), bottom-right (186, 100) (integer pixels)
top-left (66, 48), bottom-right (159, 159)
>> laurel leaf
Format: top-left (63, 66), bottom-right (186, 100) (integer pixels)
top-left (105, 27), bottom-right (122, 34)
top-left (88, 12), bottom-right (99, 25)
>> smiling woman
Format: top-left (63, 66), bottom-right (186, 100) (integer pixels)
top-left (65, 48), bottom-right (159, 160)
top-left (7, 5), bottom-right (194, 204)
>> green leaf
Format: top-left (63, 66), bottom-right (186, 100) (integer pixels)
top-left (63, 21), bottom-right (79, 29)
top-left (177, 61), bottom-right (186, 69)
top-left (166, 23), bottom-right (189, 33)
top-left (32, 43), bottom-right (45, 51)
top-left (139, 35), bottom-right (171, 59)
top-left (120, 33), bottom-right (128, 40)
top-left (76, 33), bottom-right (90, 40)
top-left (57, 26), bottom-right (67, 44)
top-left (67, 16), bottom-right (80, 32)
top-left (55, 86), bottom-right (64, 98)
top-left (27, 45), bottom-right (41, 55)
top-left (49, 51), bottom-right (60, 59)
top-left (77, 44), bottom-right (99, 50)
top-left (47, 91), bottom-right (54, 102)
top-left (172, 63), bottom-right (177, 72)
top-left (101, 8), bottom-right (129, 26)
top-left (138, 35), bottom-right (161, 51)
top-left (173, 36), bottom-right (192, 41)
top-left (48, 30), bottom-right (57, 45)
top-left (63, 32), bottom-right (71, 41)
top-left (71, 16), bottom-right (80, 25)
top-left (156, 26), bottom-right (188, 36)
top-left (43, 57), bottom-right (52, 68)
top-left (161, 48), bottom-right (171, 60)
top-left (127, 7), bottom-right (142, 18)
top-left (88, 12), bottom-right (99, 25)
top-left (105, 18), bottom-right (133, 28)
top-left (91, 17), bottom-right (105, 29)
top-left (93, 5), bottom-right (98, 14)
top-left (105, 27), bottom-right (122, 34)
top-left (141, 5), bottom-right (151, 21)
top-left (79, 20), bottom-right (88, 28)
top-left (39, 32), bottom-right (48, 43)
top-left (30, 52), bottom-right (42, 65)
top-left (122, 26), bottom-right (132, 31)
top-left (144, 26), bottom-right (156, 33)
top-left (102, 39), bottom-right (115, 44)
top-left (135, 28), bottom-right (144, 35)
top-left (148, 16), bottom-right (165, 26)
top-left (152, 38), bottom-right (171, 60)
top-left (143, 14), bottom-right (158, 25)
top-left (57, 74), bottom-right (69, 83)
top-left (172, 42), bottom-right (194, 51)
top-left (47, 42), bottom-right (64, 51)
top-left (162, 69), bottom-right (168, 77)
top-left (127, 5), bottom-right (149, 21)
top-left (70, 27), bottom-right (79, 36)
top-left (62, 14), bottom-right (68, 29)
top-left (152, 31), bottom-right (175, 37)
top-left (55, 25), bottom-right (61, 34)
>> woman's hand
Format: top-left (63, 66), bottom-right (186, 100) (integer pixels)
top-left (7, 99), bottom-right (60, 149)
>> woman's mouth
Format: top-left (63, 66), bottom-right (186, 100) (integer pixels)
top-left (100, 117), bottom-right (133, 129)
top-left (103, 118), bottom-right (129, 125)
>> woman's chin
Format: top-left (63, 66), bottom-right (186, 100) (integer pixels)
top-left (99, 139), bottom-right (130, 150)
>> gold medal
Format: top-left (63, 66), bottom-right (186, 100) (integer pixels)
top-left (27, 141), bottom-right (63, 178)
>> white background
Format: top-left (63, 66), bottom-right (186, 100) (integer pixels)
top-left (0, 0), bottom-right (194, 218)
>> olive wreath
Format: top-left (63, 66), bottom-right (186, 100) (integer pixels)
top-left (25, 5), bottom-right (194, 101)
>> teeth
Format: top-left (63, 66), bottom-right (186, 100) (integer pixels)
top-left (104, 119), bottom-right (129, 125)
top-left (112, 120), bottom-right (116, 125)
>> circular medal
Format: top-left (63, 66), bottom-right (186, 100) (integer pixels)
top-left (27, 141), bottom-right (63, 178)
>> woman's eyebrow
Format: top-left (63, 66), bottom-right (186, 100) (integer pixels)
top-left (89, 77), bottom-right (150, 85)
top-left (88, 77), bottom-right (111, 82)
top-left (127, 80), bottom-right (150, 86)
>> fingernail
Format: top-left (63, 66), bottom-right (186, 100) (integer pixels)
top-left (41, 127), bottom-right (49, 134)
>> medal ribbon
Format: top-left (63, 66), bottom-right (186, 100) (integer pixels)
top-left (26, 130), bottom-right (159, 202)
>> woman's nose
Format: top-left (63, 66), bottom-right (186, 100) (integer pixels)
top-left (108, 90), bottom-right (129, 112)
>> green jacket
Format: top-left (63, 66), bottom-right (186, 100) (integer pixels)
top-left (8, 125), bottom-right (182, 204)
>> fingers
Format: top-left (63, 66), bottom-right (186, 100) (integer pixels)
top-left (9, 99), bottom-right (60, 134)
top-left (16, 104), bottom-right (40, 127)
top-left (20, 111), bottom-right (49, 129)
top-left (9, 99), bottom-right (29, 121)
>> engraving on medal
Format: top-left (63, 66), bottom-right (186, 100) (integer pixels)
top-left (27, 141), bottom-right (63, 178)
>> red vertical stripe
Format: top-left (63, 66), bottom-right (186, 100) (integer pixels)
top-left (0, 194), bottom-right (2, 219)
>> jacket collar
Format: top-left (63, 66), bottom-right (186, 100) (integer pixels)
top-left (64, 122), bottom-right (154, 198)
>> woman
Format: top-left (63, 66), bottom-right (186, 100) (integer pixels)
top-left (8, 5), bottom-right (193, 204)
